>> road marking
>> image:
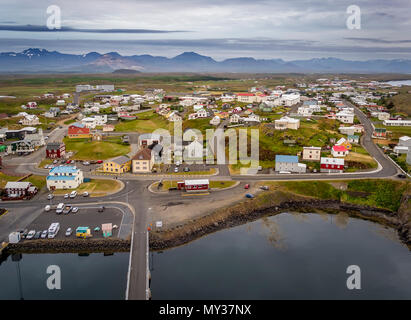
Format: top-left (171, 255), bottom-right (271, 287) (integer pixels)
top-left (181, 192), bottom-right (210, 196)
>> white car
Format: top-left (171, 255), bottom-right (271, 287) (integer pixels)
top-left (69, 191), bottom-right (77, 198)
top-left (44, 205), bottom-right (51, 212)
top-left (64, 193), bottom-right (69, 199)
top-left (72, 207), bottom-right (79, 213)
top-left (82, 192), bottom-right (89, 197)
top-left (82, 161), bottom-right (90, 166)
top-left (65, 228), bottom-right (72, 236)
top-left (174, 167), bottom-right (179, 173)
top-left (47, 194), bottom-right (54, 200)
top-left (26, 230), bottom-right (36, 240)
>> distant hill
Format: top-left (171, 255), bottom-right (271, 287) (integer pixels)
top-left (112, 69), bottom-right (142, 74)
top-left (1, 48), bottom-right (411, 74)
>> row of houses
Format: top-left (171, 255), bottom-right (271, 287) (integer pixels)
top-left (274, 154), bottom-right (345, 173)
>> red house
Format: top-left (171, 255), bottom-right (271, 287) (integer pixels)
top-left (68, 123), bottom-right (91, 138)
top-left (177, 179), bottom-right (209, 192)
top-left (46, 142), bottom-right (65, 159)
top-left (320, 157), bottom-right (345, 173)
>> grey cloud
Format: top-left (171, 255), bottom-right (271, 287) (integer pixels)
top-left (0, 24), bottom-right (188, 33)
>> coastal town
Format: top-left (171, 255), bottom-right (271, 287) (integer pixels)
top-left (0, 74), bottom-right (410, 300)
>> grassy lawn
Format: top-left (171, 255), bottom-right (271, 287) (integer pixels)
top-left (275, 179), bottom-right (408, 212)
top-left (183, 118), bottom-right (214, 134)
top-left (38, 158), bottom-right (53, 168)
top-left (63, 137), bottom-right (130, 160)
top-left (52, 179), bottom-right (122, 197)
top-left (114, 110), bottom-right (171, 133)
top-left (168, 168), bottom-right (217, 176)
top-left (0, 173), bottom-right (46, 189)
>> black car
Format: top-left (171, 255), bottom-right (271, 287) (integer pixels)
top-left (22, 229), bottom-right (29, 239)
top-left (397, 174), bottom-right (407, 179)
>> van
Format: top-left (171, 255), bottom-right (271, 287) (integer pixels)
top-left (56, 203), bottom-right (64, 214)
top-left (48, 223), bottom-right (60, 239)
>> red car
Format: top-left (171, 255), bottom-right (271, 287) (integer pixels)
top-left (244, 184), bottom-right (250, 189)
top-left (97, 160), bottom-right (103, 164)
top-left (66, 160), bottom-right (72, 164)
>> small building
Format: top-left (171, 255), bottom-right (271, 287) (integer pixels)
top-left (132, 148), bottom-right (154, 173)
top-left (302, 146), bottom-right (321, 161)
top-left (336, 111), bottom-right (354, 124)
top-left (383, 119), bottom-right (411, 126)
top-left (4, 181), bottom-right (38, 199)
top-left (274, 116), bottom-right (300, 130)
top-left (209, 115), bottom-right (221, 126)
top-left (177, 179), bottom-right (209, 192)
top-left (46, 142), bottom-right (65, 159)
top-left (373, 127), bottom-right (387, 138)
top-left (103, 124), bottom-right (115, 132)
top-left (46, 166), bottom-right (84, 190)
top-left (347, 135), bottom-right (360, 144)
top-left (398, 136), bottom-right (411, 148)
top-left (138, 133), bottom-right (161, 148)
top-left (9, 232), bottom-right (21, 244)
top-left (331, 145), bottom-right (349, 157)
top-left (103, 156), bottom-right (131, 174)
top-left (320, 157), bottom-right (345, 173)
top-left (275, 155), bottom-right (306, 173)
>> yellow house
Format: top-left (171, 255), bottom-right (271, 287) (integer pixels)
top-left (103, 156), bottom-right (131, 174)
top-left (132, 148), bottom-right (154, 173)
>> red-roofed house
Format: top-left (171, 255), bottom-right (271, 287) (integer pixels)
top-left (331, 145), bottom-right (349, 157)
top-left (237, 93), bottom-right (257, 103)
top-left (68, 124), bottom-right (91, 139)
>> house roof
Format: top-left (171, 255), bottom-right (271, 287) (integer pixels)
top-left (109, 156), bottom-right (130, 165)
top-left (321, 157), bottom-right (344, 165)
top-left (46, 142), bottom-right (64, 150)
top-left (49, 166), bottom-right (79, 174)
top-left (132, 148), bottom-right (152, 161)
top-left (237, 93), bottom-right (255, 96)
top-left (332, 145), bottom-right (348, 152)
top-left (275, 155), bottom-right (299, 163)
top-left (5, 181), bottom-right (32, 189)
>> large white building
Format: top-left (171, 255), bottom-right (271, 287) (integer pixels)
top-left (336, 111), bottom-right (354, 124)
top-left (383, 119), bottom-right (411, 126)
top-left (46, 166), bottom-right (84, 190)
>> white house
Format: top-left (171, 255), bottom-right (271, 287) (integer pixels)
top-left (184, 139), bottom-right (204, 162)
top-left (302, 146), bottom-right (321, 161)
top-left (210, 116), bottom-right (221, 126)
top-left (331, 145), bottom-right (349, 157)
top-left (281, 94), bottom-right (300, 106)
top-left (336, 111), bottom-right (354, 124)
top-left (275, 155), bottom-right (306, 173)
top-left (274, 116), bottom-right (300, 130)
top-left (20, 114), bottom-right (40, 126)
top-left (230, 114), bottom-right (241, 124)
top-left (46, 166), bottom-right (84, 190)
top-left (383, 119), bottom-right (411, 126)
top-left (398, 136), bottom-right (411, 148)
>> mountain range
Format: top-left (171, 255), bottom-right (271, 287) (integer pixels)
top-left (1, 48), bottom-right (411, 74)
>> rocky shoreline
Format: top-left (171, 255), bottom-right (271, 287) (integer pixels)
top-left (150, 198), bottom-right (410, 251)
top-left (3, 239), bottom-right (131, 255)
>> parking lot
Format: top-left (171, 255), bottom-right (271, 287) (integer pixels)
top-left (23, 206), bottom-right (123, 240)
top-left (43, 159), bottom-right (102, 173)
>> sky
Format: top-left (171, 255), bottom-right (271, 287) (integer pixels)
top-left (0, 0), bottom-right (410, 60)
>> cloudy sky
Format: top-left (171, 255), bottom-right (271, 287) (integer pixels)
top-left (0, 0), bottom-right (410, 60)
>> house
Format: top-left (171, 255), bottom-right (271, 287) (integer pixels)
top-left (275, 155), bottom-right (306, 173)
top-left (237, 93), bottom-right (257, 103)
top-left (184, 139), bottom-right (204, 162)
top-left (46, 142), bottom-right (65, 159)
top-left (56, 100), bottom-right (66, 106)
top-left (103, 124), bottom-right (115, 132)
top-left (68, 123), bottom-right (91, 139)
top-left (45, 107), bottom-right (60, 118)
top-left (297, 106), bottom-right (313, 117)
top-left (46, 166), bottom-right (84, 190)
top-left (373, 127), bottom-right (387, 138)
top-left (320, 157), bottom-right (345, 173)
top-left (339, 125), bottom-right (363, 135)
top-left (138, 133), bottom-right (160, 148)
top-left (132, 148), bottom-right (154, 173)
top-left (280, 94), bottom-right (300, 106)
top-left (336, 137), bottom-right (352, 150)
top-left (196, 109), bottom-right (208, 118)
top-left (166, 111), bottom-right (182, 122)
top-left (331, 145), bottom-right (349, 157)
top-left (4, 181), bottom-right (37, 199)
top-left (347, 135), bottom-right (360, 144)
top-left (210, 116), bottom-right (221, 126)
top-left (398, 136), bottom-right (411, 148)
top-left (81, 115), bottom-right (107, 129)
top-left (394, 146), bottom-right (409, 154)
top-left (302, 146), bottom-right (321, 161)
top-left (9, 129), bottom-right (45, 154)
top-left (230, 114), bottom-right (241, 124)
top-left (103, 156), bottom-right (131, 174)
top-left (25, 102), bottom-right (38, 109)
top-left (383, 119), bottom-right (411, 126)
top-left (377, 112), bottom-right (390, 121)
top-left (336, 111), bottom-right (354, 124)
top-left (20, 114), bottom-right (40, 126)
top-left (274, 116), bottom-right (300, 130)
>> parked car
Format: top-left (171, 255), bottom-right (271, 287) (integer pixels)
top-left (175, 161), bottom-right (181, 167)
top-left (53, 160), bottom-right (58, 164)
top-left (174, 167), bottom-right (179, 173)
top-left (26, 230), bottom-right (36, 240)
top-left (63, 205), bottom-right (72, 215)
top-left (45, 205), bottom-right (51, 212)
top-left (64, 193), bottom-right (69, 199)
top-left (82, 192), bottom-right (89, 197)
top-left (244, 184), bottom-right (250, 189)
top-left (184, 167), bottom-right (190, 172)
top-left (44, 164), bottom-right (49, 169)
top-left (97, 160), bottom-right (103, 164)
top-left (69, 191), bottom-right (77, 198)
top-left (34, 231), bottom-right (42, 239)
top-left (47, 194), bottom-right (54, 200)
top-left (82, 161), bottom-right (90, 166)
top-left (98, 206), bottom-right (105, 212)
top-left (397, 174), bottom-right (406, 179)
top-left (260, 186), bottom-right (269, 191)
top-left (22, 229), bottom-right (29, 239)
top-left (245, 193), bottom-right (254, 199)
top-left (65, 228), bottom-right (72, 237)
top-left (41, 230), bottom-right (48, 239)
top-left (72, 207), bottom-right (79, 213)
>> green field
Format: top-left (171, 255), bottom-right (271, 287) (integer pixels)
top-left (63, 137), bottom-right (130, 160)
top-left (114, 110), bottom-right (171, 133)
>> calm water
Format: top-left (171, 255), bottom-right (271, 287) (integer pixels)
top-left (0, 252), bottom-right (129, 300)
top-left (151, 213), bottom-right (411, 300)
top-left (385, 80), bottom-right (411, 86)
